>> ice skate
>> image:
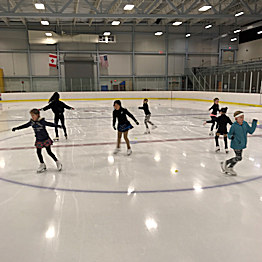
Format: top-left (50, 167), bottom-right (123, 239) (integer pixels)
top-left (215, 146), bottom-right (220, 153)
top-left (209, 131), bottom-right (214, 136)
top-left (220, 161), bottom-right (229, 173)
top-left (113, 148), bottom-right (120, 155)
top-left (144, 128), bottom-right (150, 134)
top-left (65, 135), bottom-right (68, 140)
top-left (54, 137), bottom-right (59, 141)
top-left (37, 163), bottom-right (46, 173)
top-left (152, 125), bottom-right (157, 130)
top-left (227, 167), bottom-right (237, 176)
top-left (127, 149), bottom-right (132, 156)
top-left (56, 160), bottom-right (62, 171)
top-left (225, 149), bottom-right (229, 154)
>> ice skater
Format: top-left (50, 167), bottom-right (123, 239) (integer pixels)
top-left (12, 108), bottom-right (63, 173)
top-left (138, 98), bottom-right (157, 134)
top-left (206, 97), bottom-right (220, 136)
top-left (112, 100), bottom-right (139, 156)
top-left (40, 92), bottom-right (74, 141)
top-left (221, 111), bottom-right (257, 176)
top-left (204, 107), bottom-right (232, 153)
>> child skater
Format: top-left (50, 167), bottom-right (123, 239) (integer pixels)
top-left (204, 107), bottom-right (232, 153)
top-left (206, 97), bottom-right (220, 136)
top-left (40, 92), bottom-right (74, 141)
top-left (221, 111), bottom-right (257, 176)
top-left (12, 109), bottom-right (63, 173)
top-left (138, 98), bottom-right (157, 134)
top-left (113, 100), bottom-right (139, 156)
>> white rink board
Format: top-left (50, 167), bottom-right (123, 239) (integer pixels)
top-left (1, 91), bottom-right (262, 106)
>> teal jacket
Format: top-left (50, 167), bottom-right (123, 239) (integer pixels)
top-left (228, 120), bottom-right (257, 150)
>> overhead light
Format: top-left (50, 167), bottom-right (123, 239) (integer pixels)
top-left (41, 20), bottom-right (49, 25)
top-left (124, 4), bottom-right (134, 10)
top-left (173, 21), bottom-right (182, 26)
top-left (112, 20), bottom-right (120, 26)
top-left (103, 32), bottom-right (111, 36)
top-left (257, 31), bottom-right (262, 35)
top-left (205, 24), bottom-right (212, 29)
top-left (235, 11), bottom-right (244, 17)
top-left (155, 31), bottom-right (163, 36)
top-left (221, 33), bottom-right (228, 38)
top-left (234, 29), bottom-right (241, 33)
top-left (231, 38), bottom-right (237, 42)
top-left (45, 32), bottom-right (52, 37)
top-left (34, 3), bottom-right (45, 10)
top-left (198, 5), bottom-right (212, 12)
top-left (186, 33), bottom-right (191, 38)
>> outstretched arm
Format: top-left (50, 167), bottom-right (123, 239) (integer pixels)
top-left (126, 109), bottom-right (139, 124)
top-left (41, 103), bottom-right (52, 111)
top-left (42, 120), bottom-right (61, 128)
top-left (247, 119), bottom-right (257, 134)
top-left (12, 121), bottom-right (31, 131)
top-left (61, 101), bottom-right (74, 110)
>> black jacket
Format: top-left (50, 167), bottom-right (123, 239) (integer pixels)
top-left (207, 114), bottom-right (233, 134)
top-left (138, 103), bottom-right (151, 115)
top-left (113, 107), bottom-right (137, 127)
top-left (42, 100), bottom-right (72, 114)
top-left (209, 103), bottom-right (220, 115)
top-left (14, 118), bottom-right (59, 141)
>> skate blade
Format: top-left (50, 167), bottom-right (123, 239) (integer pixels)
top-left (37, 168), bottom-right (46, 173)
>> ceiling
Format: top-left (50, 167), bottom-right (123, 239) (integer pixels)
top-left (0, 0), bottom-right (261, 29)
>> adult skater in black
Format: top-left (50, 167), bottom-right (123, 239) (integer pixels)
top-left (40, 92), bottom-right (74, 141)
top-left (204, 107), bottom-right (232, 153)
top-left (206, 97), bottom-right (220, 136)
top-left (113, 100), bottom-right (139, 156)
top-left (138, 98), bottom-right (157, 134)
top-left (12, 108), bottom-right (62, 173)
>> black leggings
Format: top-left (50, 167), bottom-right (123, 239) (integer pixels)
top-left (210, 116), bottom-right (217, 131)
top-left (226, 150), bottom-right (243, 168)
top-left (54, 113), bottom-right (67, 137)
top-left (37, 146), bottom-right (57, 163)
top-left (215, 134), bottom-right (228, 149)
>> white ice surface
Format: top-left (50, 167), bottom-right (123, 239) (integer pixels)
top-left (0, 99), bottom-right (262, 262)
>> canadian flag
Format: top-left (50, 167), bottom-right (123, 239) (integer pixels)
top-left (49, 54), bottom-right (57, 68)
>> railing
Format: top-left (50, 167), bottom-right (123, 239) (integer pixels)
top-left (2, 76), bottom-right (183, 92)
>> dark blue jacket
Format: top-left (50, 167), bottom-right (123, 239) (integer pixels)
top-left (228, 120), bottom-right (257, 150)
top-left (14, 118), bottom-right (59, 141)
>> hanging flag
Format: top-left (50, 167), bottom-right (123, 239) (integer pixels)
top-left (100, 55), bottom-right (109, 68)
top-left (49, 54), bottom-right (57, 68)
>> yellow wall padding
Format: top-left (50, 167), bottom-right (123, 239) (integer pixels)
top-left (0, 69), bottom-right (4, 93)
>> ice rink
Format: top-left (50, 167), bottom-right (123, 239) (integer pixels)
top-left (1, 98), bottom-right (262, 262)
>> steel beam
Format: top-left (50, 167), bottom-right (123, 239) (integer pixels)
top-left (1, 12), bottom-right (261, 19)
top-left (165, 0), bottom-right (181, 14)
top-left (59, 0), bottom-right (74, 13)
top-left (204, 0), bottom-right (218, 14)
top-left (239, 0), bottom-right (254, 14)
top-left (12, 0), bottom-right (24, 13)
top-left (89, 0), bottom-right (102, 26)
top-left (42, 1), bottom-right (56, 13)
top-left (7, 0), bottom-right (10, 12)
top-left (84, 0), bottom-right (100, 13)
top-left (0, 3), bottom-right (7, 12)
